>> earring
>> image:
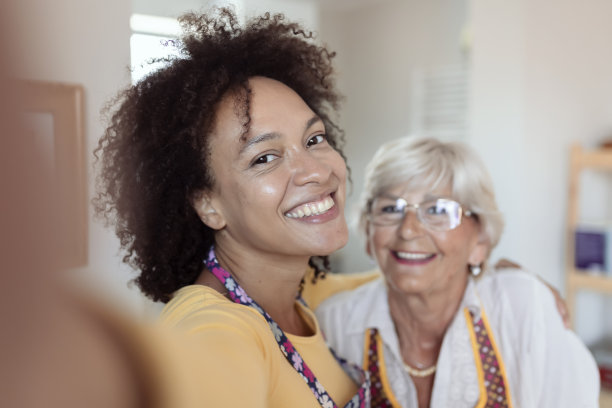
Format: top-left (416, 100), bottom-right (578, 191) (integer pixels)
top-left (469, 264), bottom-right (482, 277)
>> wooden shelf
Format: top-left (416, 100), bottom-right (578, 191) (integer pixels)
top-left (565, 144), bottom-right (612, 329)
top-left (567, 271), bottom-right (612, 293)
top-left (572, 146), bottom-right (612, 170)
top-left (568, 146), bottom-right (612, 405)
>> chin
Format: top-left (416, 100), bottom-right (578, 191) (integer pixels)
top-left (386, 274), bottom-right (428, 295)
top-left (315, 231), bottom-right (349, 256)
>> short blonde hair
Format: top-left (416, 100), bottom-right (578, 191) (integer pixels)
top-left (355, 137), bottom-right (504, 251)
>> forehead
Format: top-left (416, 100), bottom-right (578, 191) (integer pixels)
top-left (210, 77), bottom-right (316, 150)
top-left (247, 76), bottom-right (314, 123)
top-left (380, 178), bottom-right (453, 201)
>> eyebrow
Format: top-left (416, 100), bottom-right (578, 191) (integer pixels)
top-left (239, 132), bottom-right (280, 155)
top-left (304, 115), bottom-right (323, 132)
top-left (238, 115), bottom-right (323, 155)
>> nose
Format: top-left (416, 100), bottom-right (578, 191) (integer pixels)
top-left (291, 150), bottom-right (333, 186)
top-left (397, 207), bottom-right (423, 240)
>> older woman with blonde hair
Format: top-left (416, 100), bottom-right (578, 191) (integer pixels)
top-left (316, 137), bottom-right (599, 407)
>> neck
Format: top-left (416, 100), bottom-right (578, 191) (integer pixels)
top-left (387, 275), bottom-right (467, 367)
top-left (196, 241), bottom-right (313, 336)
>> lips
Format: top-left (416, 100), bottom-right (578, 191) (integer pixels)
top-left (285, 195), bottom-right (335, 219)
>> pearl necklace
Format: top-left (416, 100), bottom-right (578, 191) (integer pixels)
top-left (402, 362), bottom-right (437, 377)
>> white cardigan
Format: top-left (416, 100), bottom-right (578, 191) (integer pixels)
top-left (316, 269), bottom-right (600, 408)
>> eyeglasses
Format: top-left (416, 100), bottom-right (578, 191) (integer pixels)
top-left (367, 196), bottom-right (473, 231)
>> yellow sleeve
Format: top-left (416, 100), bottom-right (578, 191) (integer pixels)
top-left (71, 294), bottom-right (270, 408)
top-left (302, 268), bottom-right (381, 310)
top-left (130, 321), bottom-right (269, 408)
top-left (157, 288), bottom-right (271, 407)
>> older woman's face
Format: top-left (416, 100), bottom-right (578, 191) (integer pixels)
top-left (367, 183), bottom-right (486, 297)
top-left (196, 76), bottom-right (348, 260)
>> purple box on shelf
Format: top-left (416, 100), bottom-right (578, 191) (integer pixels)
top-left (608, 228), bottom-right (612, 276)
top-left (574, 229), bottom-right (606, 271)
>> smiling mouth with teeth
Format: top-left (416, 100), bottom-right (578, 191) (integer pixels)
top-left (285, 196), bottom-right (335, 219)
top-left (395, 251), bottom-right (435, 261)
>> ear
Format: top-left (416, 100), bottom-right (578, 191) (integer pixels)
top-left (468, 229), bottom-right (489, 266)
top-left (192, 191), bottom-right (226, 231)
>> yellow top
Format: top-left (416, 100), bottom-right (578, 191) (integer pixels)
top-left (158, 284), bottom-right (360, 407)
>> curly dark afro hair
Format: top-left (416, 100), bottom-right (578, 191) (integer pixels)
top-left (94, 8), bottom-right (345, 302)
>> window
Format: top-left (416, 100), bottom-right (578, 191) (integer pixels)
top-left (410, 64), bottom-right (469, 141)
top-left (130, 14), bottom-right (181, 84)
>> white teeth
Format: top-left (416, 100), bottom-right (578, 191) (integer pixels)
top-left (286, 196), bottom-right (335, 219)
top-left (396, 252), bottom-right (432, 260)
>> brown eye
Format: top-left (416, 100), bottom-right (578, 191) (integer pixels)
top-left (252, 153), bottom-right (278, 166)
top-left (306, 134), bottom-right (326, 147)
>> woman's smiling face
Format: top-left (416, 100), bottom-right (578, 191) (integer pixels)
top-left (195, 76), bottom-right (348, 261)
top-left (367, 183), bottom-right (486, 297)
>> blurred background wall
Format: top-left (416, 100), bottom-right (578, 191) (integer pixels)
top-left (10, 0), bottom-right (612, 344)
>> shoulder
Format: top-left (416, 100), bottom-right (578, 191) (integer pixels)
top-left (477, 267), bottom-right (541, 290)
top-left (315, 277), bottom-right (386, 337)
top-left (159, 285), bottom-right (268, 343)
top-left (160, 285), bottom-right (229, 323)
top-left (476, 268), bottom-right (554, 317)
top-left (476, 269), bottom-right (600, 403)
top-left (472, 268), bottom-right (565, 349)
top-left (475, 268), bottom-right (588, 357)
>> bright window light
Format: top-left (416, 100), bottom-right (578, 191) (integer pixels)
top-left (130, 14), bottom-right (182, 84)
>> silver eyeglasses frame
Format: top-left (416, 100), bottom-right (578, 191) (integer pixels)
top-left (366, 196), bottom-right (474, 231)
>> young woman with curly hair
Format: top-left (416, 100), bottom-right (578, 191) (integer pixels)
top-left (95, 7), bottom-right (368, 408)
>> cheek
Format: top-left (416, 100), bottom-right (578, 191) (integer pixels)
top-left (436, 233), bottom-right (473, 261)
top-left (235, 178), bottom-right (282, 209)
top-left (370, 229), bottom-right (393, 259)
top-left (260, 183), bottom-right (280, 196)
top-left (332, 154), bottom-right (347, 183)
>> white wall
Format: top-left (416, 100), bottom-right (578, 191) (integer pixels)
top-left (319, 0), bottom-right (469, 272)
top-left (469, 0), bottom-right (612, 343)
